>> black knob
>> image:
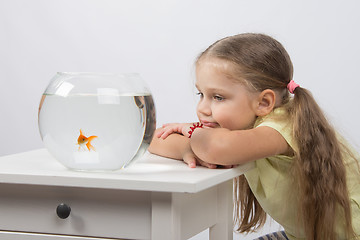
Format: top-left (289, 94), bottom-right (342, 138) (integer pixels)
top-left (56, 203), bottom-right (71, 219)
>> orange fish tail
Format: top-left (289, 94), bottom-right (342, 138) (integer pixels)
top-left (86, 142), bottom-right (96, 151)
top-left (86, 136), bottom-right (98, 151)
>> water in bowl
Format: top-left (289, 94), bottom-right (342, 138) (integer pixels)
top-left (38, 93), bottom-right (155, 171)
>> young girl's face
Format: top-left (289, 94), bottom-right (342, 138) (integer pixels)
top-left (195, 58), bottom-right (258, 130)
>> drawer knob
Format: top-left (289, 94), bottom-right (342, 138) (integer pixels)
top-left (56, 203), bottom-right (71, 219)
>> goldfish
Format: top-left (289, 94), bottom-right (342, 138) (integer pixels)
top-left (77, 129), bottom-right (98, 151)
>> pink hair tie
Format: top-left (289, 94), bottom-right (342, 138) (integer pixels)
top-left (287, 80), bottom-right (300, 94)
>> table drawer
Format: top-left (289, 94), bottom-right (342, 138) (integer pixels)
top-left (0, 184), bottom-right (151, 239)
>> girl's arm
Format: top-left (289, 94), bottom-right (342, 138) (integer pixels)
top-left (190, 126), bottom-right (289, 166)
top-left (148, 128), bottom-right (190, 160)
top-left (148, 128), bottom-right (217, 168)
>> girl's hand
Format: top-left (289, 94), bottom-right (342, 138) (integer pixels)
top-left (156, 123), bottom-right (195, 139)
top-left (183, 151), bottom-right (237, 169)
top-left (182, 145), bottom-right (237, 169)
top-left (182, 147), bottom-right (218, 169)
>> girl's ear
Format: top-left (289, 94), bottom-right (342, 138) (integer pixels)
top-left (254, 89), bottom-right (276, 116)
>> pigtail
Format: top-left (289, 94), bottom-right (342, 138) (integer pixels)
top-left (289, 87), bottom-right (355, 240)
top-left (233, 175), bottom-right (266, 233)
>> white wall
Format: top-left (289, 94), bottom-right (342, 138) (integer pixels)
top-left (1, 0), bottom-right (360, 156)
top-left (1, 0), bottom-right (360, 239)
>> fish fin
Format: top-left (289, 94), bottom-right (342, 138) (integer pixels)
top-left (86, 136), bottom-right (97, 151)
top-left (87, 136), bottom-right (98, 141)
top-left (80, 129), bottom-right (84, 135)
top-left (86, 142), bottom-right (96, 151)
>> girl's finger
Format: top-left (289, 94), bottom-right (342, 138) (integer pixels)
top-left (155, 129), bottom-right (166, 138)
top-left (160, 130), bottom-right (173, 139)
top-left (183, 155), bottom-right (197, 168)
top-left (162, 123), bottom-right (179, 128)
top-left (156, 126), bottom-right (174, 139)
top-left (198, 159), bottom-right (217, 169)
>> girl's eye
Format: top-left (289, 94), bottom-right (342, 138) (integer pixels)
top-left (196, 92), bottom-right (203, 98)
top-left (214, 95), bottom-right (224, 101)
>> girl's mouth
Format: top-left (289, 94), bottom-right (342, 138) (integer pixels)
top-left (200, 120), bottom-right (219, 128)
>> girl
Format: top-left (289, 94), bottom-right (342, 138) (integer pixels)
top-left (148, 33), bottom-right (360, 240)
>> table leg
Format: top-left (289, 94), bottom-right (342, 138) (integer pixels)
top-left (151, 186), bottom-right (220, 240)
top-left (209, 180), bottom-right (233, 240)
top-left (151, 192), bottom-right (178, 240)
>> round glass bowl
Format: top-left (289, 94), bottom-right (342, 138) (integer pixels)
top-left (38, 72), bottom-right (156, 171)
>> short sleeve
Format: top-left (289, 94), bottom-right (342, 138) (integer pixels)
top-left (254, 108), bottom-right (298, 153)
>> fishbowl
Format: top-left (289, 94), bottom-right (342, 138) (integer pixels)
top-left (38, 72), bottom-right (156, 171)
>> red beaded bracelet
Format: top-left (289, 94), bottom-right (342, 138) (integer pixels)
top-left (188, 122), bottom-right (203, 138)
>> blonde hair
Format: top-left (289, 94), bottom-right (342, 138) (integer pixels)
top-left (196, 33), bottom-right (357, 239)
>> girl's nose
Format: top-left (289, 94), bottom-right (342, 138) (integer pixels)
top-left (197, 99), bottom-right (211, 116)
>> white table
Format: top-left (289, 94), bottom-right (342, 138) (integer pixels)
top-left (0, 149), bottom-right (254, 240)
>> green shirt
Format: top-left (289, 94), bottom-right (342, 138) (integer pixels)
top-left (244, 107), bottom-right (360, 239)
